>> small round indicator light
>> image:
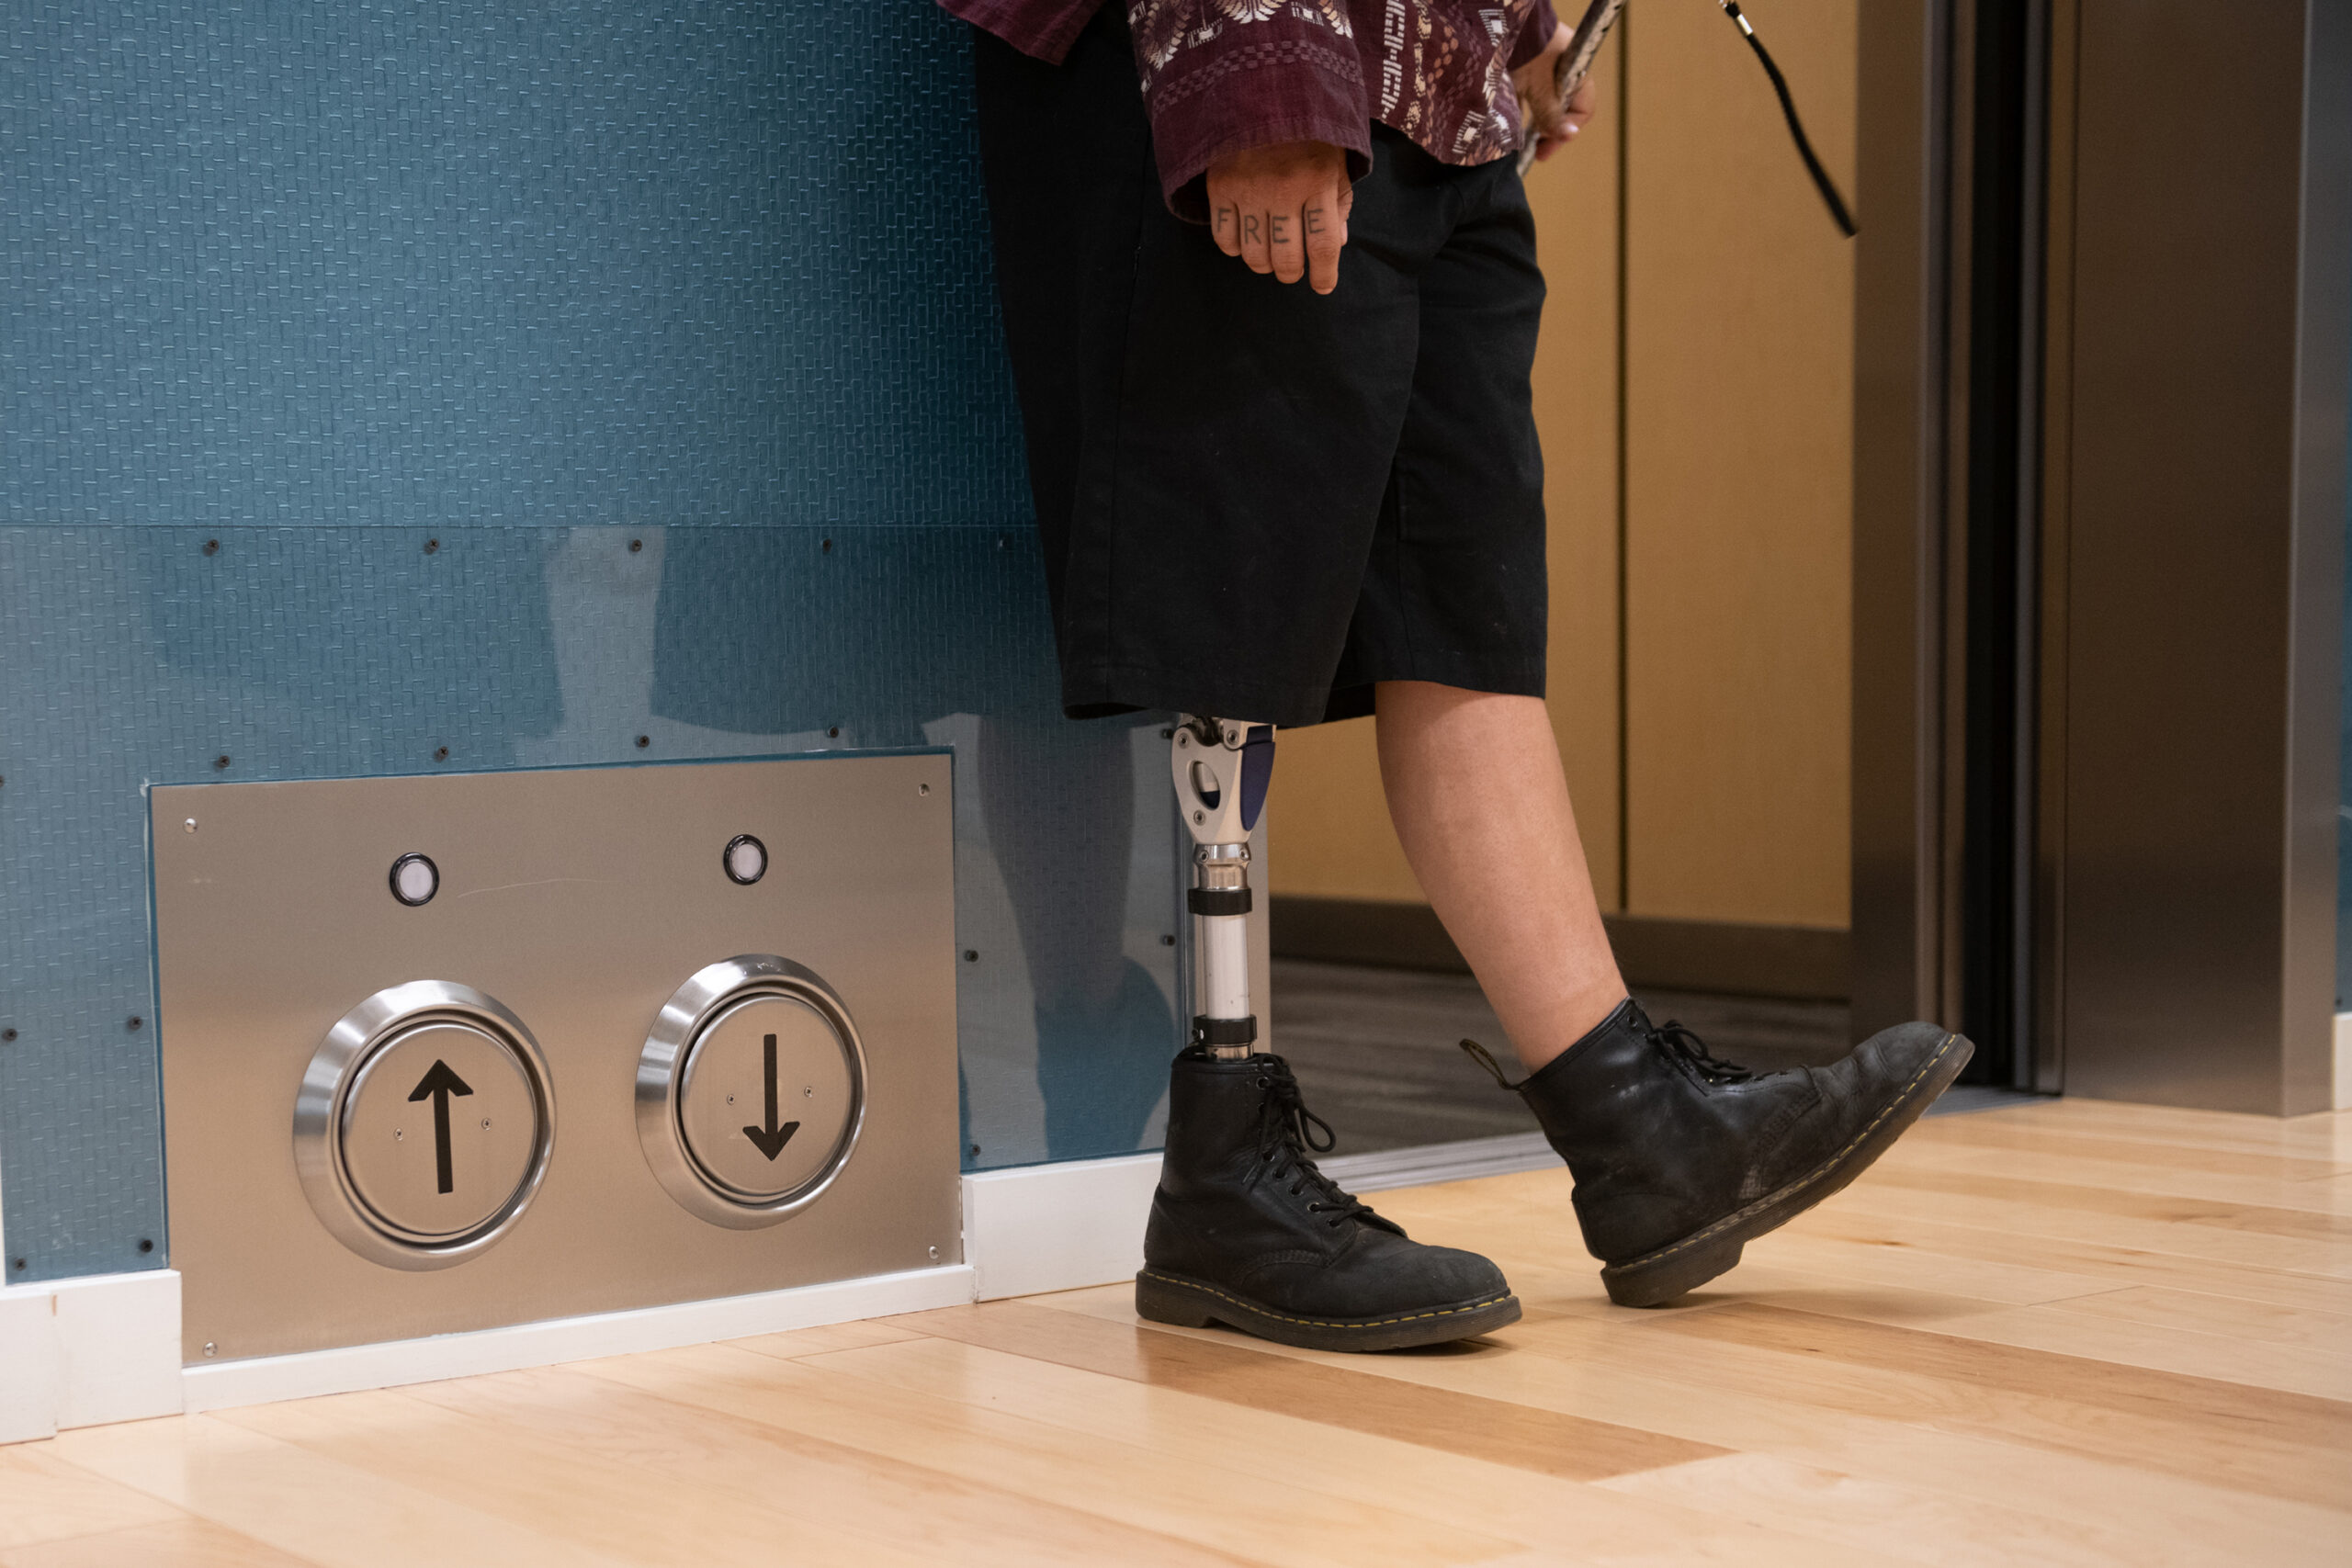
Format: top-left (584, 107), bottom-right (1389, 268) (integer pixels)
top-left (723, 835), bottom-right (767, 886)
top-left (390, 853), bottom-right (439, 907)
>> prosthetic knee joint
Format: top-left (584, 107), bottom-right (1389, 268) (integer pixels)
top-left (1171, 716), bottom-right (1276, 1061)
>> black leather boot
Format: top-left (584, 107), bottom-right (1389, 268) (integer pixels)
top-left (1136, 1047), bottom-right (1521, 1351)
top-left (1464, 1001), bottom-right (1971, 1308)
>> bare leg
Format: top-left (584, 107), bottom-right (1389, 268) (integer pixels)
top-left (1374, 681), bottom-right (1623, 1073)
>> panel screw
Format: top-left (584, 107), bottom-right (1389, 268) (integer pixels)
top-left (1, 1029), bottom-right (15, 1043)
top-left (434, 747), bottom-right (449, 761)
top-left (928, 1245), bottom-right (940, 1261)
top-left (968, 1143), bottom-right (980, 1158)
top-left (996, 536), bottom-right (1007, 550)
top-left (628, 538), bottom-right (643, 553)
top-left (481, 1118), bottom-right (491, 1130)
top-left (203, 1341), bottom-right (216, 1358)
top-left (184, 818), bottom-right (198, 833)
top-left (820, 538), bottom-right (832, 553)
top-left (202, 538), bottom-right (220, 556)
top-left (10, 1258), bottom-right (24, 1271)
top-left (963, 950), bottom-right (978, 963)
top-left (827, 727), bottom-right (840, 739)
top-left (802, 1086), bottom-right (812, 1098)
top-left (1193, 810), bottom-right (1204, 824)
top-left (214, 755), bottom-right (231, 771)
top-left (424, 538), bottom-right (439, 555)
top-left (137, 1238), bottom-right (153, 1254)
top-left (726, 1094), bottom-right (734, 1105)
top-left (635, 735), bottom-right (650, 749)
top-left (919, 782), bottom-right (930, 795)
top-left (127, 1016), bottom-right (143, 1032)
top-left (1160, 934), bottom-right (1175, 946)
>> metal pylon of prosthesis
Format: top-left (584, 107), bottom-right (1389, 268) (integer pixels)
top-left (1171, 716), bottom-right (1277, 1061)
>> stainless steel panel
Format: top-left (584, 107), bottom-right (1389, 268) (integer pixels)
top-left (1851, 0), bottom-right (1959, 1040)
top-left (155, 753), bottom-right (958, 1364)
top-left (2053, 0), bottom-right (2345, 1113)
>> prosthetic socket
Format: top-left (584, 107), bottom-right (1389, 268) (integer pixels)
top-left (1171, 716), bottom-right (1276, 1061)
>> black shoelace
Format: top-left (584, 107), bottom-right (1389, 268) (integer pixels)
top-left (1456, 1017), bottom-right (1757, 1089)
top-left (1651, 1019), bottom-right (1757, 1085)
top-left (1254, 1067), bottom-right (1374, 1231)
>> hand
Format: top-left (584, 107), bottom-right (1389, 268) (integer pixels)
top-left (1513, 22), bottom-right (1600, 164)
top-left (1205, 140), bottom-right (1352, 294)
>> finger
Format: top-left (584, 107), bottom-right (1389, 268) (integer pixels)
top-left (1209, 198), bottom-right (1244, 257)
top-left (1239, 204), bottom-right (1272, 273)
top-left (1305, 185), bottom-right (1344, 294)
top-left (1268, 201), bottom-right (1306, 284)
top-left (1562, 76), bottom-right (1597, 135)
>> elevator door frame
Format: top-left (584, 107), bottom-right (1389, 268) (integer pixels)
top-left (1851, 0), bottom-right (2351, 1112)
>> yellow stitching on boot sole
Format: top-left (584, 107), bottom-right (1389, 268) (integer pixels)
top-left (1607, 1032), bottom-right (1964, 1277)
top-left (1138, 1272), bottom-right (1518, 1331)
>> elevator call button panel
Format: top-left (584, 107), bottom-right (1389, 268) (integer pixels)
top-left (153, 754), bottom-right (958, 1366)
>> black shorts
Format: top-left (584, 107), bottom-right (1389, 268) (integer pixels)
top-left (970, 6), bottom-right (1549, 730)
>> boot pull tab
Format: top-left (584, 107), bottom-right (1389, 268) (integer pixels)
top-left (1458, 1038), bottom-right (1527, 1091)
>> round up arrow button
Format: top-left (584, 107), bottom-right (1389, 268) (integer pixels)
top-left (294, 982), bottom-right (556, 1271)
top-left (342, 1021), bottom-right (537, 1241)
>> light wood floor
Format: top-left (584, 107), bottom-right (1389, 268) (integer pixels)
top-left (6, 1095), bottom-right (2349, 1566)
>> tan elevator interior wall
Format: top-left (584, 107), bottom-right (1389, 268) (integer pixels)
top-left (1270, 2), bottom-right (1856, 935)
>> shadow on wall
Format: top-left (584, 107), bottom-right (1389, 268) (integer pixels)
top-left (650, 527), bottom-right (1179, 1165)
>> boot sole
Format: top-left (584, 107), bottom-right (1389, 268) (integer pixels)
top-left (1600, 1031), bottom-right (1975, 1309)
top-left (1135, 1269), bottom-right (1521, 1352)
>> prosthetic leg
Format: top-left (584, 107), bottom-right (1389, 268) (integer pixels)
top-left (1138, 713), bottom-right (1521, 1348)
top-left (1169, 716), bottom-right (1276, 1059)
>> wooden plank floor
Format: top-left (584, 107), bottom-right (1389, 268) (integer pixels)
top-left (9, 1096), bottom-right (2350, 1566)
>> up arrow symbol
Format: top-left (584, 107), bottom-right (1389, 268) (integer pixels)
top-left (407, 1059), bottom-right (474, 1195)
top-left (741, 1033), bottom-right (801, 1161)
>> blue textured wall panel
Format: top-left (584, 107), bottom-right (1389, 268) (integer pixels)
top-left (2, 2), bottom-right (1030, 529)
top-left (0, 4), bottom-right (1181, 1285)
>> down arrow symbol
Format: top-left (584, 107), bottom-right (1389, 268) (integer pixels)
top-left (741, 1033), bottom-right (800, 1161)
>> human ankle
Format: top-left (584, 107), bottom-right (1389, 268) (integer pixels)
top-left (1513, 991), bottom-right (1634, 1075)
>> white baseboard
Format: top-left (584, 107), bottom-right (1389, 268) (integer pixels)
top-left (0, 1270), bottom-right (182, 1441)
top-left (3, 1152), bottom-right (1179, 1440)
top-left (962, 1151), bottom-right (1160, 1301)
top-left (2335, 1012), bottom-right (2351, 1112)
top-left (182, 1263), bottom-right (974, 1414)
top-left (0, 1289), bottom-right (64, 1444)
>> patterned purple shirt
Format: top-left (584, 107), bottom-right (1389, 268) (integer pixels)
top-left (943, 0), bottom-right (1560, 218)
